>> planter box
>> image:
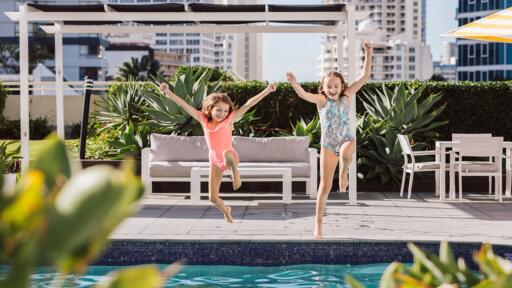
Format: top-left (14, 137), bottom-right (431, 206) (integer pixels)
top-left (2, 173), bottom-right (16, 194)
top-left (78, 160), bottom-right (141, 176)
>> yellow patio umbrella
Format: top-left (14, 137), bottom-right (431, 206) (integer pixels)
top-left (443, 7), bottom-right (512, 43)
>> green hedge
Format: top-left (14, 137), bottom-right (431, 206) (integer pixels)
top-left (220, 81), bottom-right (319, 131)
top-left (221, 80), bottom-right (512, 142)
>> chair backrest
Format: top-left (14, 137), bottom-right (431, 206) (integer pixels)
top-left (397, 134), bottom-right (413, 155)
top-left (452, 133), bottom-right (492, 141)
top-left (455, 136), bottom-right (503, 159)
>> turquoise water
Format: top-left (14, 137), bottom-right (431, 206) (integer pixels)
top-left (1, 263), bottom-right (387, 287)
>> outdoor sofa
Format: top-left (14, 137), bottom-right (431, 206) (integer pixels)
top-left (141, 134), bottom-right (318, 202)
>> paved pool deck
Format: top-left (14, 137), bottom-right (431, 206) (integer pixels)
top-left (112, 192), bottom-right (512, 245)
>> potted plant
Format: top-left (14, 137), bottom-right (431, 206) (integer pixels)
top-left (0, 140), bottom-right (22, 193)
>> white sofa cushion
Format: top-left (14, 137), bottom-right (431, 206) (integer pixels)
top-left (233, 136), bottom-right (310, 162)
top-left (150, 134), bottom-right (208, 162)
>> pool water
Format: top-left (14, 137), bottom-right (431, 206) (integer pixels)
top-left (2, 263), bottom-right (388, 287)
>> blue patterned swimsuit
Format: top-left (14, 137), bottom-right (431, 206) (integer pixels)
top-left (319, 95), bottom-right (354, 155)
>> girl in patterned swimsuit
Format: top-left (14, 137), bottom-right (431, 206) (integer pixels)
top-left (160, 82), bottom-right (276, 223)
top-left (287, 41), bottom-right (373, 240)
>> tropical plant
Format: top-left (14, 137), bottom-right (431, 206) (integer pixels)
top-left (0, 140), bottom-right (21, 174)
top-left (232, 110), bottom-right (270, 137)
top-left (142, 70), bottom-right (221, 136)
top-left (117, 55), bottom-right (161, 81)
top-left (109, 122), bottom-right (150, 159)
top-left (280, 116), bottom-right (321, 149)
top-left (0, 135), bottom-right (177, 288)
top-left (345, 241), bottom-right (512, 288)
top-left (93, 80), bottom-right (153, 133)
top-left (0, 41), bottom-right (51, 74)
top-left (173, 65), bottom-right (235, 82)
top-left (357, 83), bottom-right (448, 184)
top-left (429, 73), bottom-right (447, 81)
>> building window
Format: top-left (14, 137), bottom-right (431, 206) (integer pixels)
top-left (155, 40), bottom-right (167, 45)
top-left (156, 33), bottom-right (167, 37)
top-left (170, 39), bottom-right (183, 45)
top-left (186, 39), bottom-right (200, 45)
top-left (469, 45), bottom-right (475, 57)
top-left (79, 45), bottom-right (98, 56)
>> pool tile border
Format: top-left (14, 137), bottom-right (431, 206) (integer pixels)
top-left (98, 240), bottom-right (512, 267)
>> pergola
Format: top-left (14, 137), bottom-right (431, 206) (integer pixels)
top-left (5, 2), bottom-right (358, 203)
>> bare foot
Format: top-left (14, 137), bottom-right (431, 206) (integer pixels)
top-left (224, 154), bottom-right (241, 190)
top-left (314, 225), bottom-right (323, 240)
top-left (223, 206), bottom-right (234, 224)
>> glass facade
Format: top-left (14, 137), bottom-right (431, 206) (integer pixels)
top-left (457, 0), bottom-right (512, 81)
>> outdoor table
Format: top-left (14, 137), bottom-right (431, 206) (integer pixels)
top-left (435, 140), bottom-right (512, 200)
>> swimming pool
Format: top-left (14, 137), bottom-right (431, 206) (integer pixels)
top-left (5, 263), bottom-right (388, 287)
top-left (4, 240), bottom-right (511, 287)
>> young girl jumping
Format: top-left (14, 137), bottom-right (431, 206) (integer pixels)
top-left (286, 41), bottom-right (372, 240)
top-left (159, 82), bottom-right (276, 223)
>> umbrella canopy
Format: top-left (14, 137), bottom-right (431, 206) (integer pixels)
top-left (443, 7), bottom-right (512, 43)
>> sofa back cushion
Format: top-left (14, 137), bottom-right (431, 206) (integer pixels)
top-left (233, 136), bottom-right (310, 162)
top-left (150, 134), bottom-right (208, 161)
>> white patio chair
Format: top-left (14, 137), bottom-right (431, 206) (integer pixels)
top-left (452, 133), bottom-right (494, 194)
top-left (398, 134), bottom-right (447, 199)
top-left (453, 137), bottom-right (503, 201)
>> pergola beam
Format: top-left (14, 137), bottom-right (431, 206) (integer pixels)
top-left (346, 5), bottom-right (357, 204)
top-left (5, 11), bottom-right (343, 22)
top-left (40, 25), bottom-right (339, 34)
top-left (54, 21), bottom-right (65, 139)
top-left (18, 7), bottom-right (29, 172)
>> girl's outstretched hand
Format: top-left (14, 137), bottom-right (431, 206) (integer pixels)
top-left (286, 72), bottom-right (297, 83)
top-left (159, 82), bottom-right (170, 94)
top-left (363, 41), bottom-right (372, 54)
top-left (265, 83), bottom-right (277, 93)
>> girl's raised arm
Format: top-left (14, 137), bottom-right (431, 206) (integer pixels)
top-left (344, 41), bottom-right (372, 97)
top-left (286, 72), bottom-right (324, 105)
top-left (159, 83), bottom-right (201, 122)
top-left (233, 83), bottom-right (276, 122)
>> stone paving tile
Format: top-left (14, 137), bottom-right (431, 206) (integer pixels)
top-left (114, 192), bottom-right (512, 243)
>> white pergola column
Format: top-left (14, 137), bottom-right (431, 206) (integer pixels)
top-left (54, 22), bottom-right (65, 139)
top-left (19, 5), bottom-right (30, 172)
top-left (346, 5), bottom-right (357, 204)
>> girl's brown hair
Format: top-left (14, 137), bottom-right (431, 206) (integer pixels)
top-left (318, 71), bottom-right (347, 96)
top-left (201, 92), bottom-right (235, 122)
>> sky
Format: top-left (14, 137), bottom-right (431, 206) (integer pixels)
top-left (262, 0), bottom-right (459, 82)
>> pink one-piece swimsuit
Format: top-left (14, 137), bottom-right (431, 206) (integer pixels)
top-left (199, 112), bottom-right (239, 170)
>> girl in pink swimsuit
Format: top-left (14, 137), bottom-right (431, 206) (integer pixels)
top-left (160, 82), bottom-right (276, 223)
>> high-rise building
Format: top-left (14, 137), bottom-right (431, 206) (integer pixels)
top-left (319, 0), bottom-right (433, 81)
top-left (456, 0), bottom-right (512, 81)
top-left (442, 41), bottom-right (457, 65)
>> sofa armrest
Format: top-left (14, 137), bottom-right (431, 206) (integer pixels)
top-left (308, 148), bottom-right (318, 198)
top-left (141, 148), bottom-right (151, 194)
